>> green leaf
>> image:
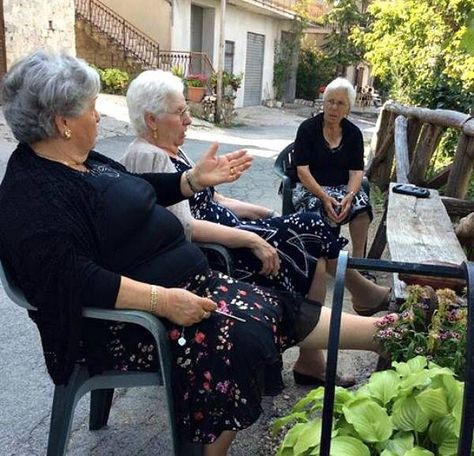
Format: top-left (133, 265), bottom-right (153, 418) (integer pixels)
top-left (276, 447), bottom-right (295, 456)
top-left (399, 371), bottom-right (431, 396)
top-left (404, 447), bottom-right (435, 456)
top-left (380, 451), bottom-right (398, 456)
top-left (279, 423), bottom-right (307, 450)
top-left (391, 396), bottom-right (429, 432)
top-left (416, 387), bottom-right (450, 419)
top-left (428, 416), bottom-right (458, 445)
top-left (438, 436), bottom-right (459, 456)
top-left (293, 388), bottom-right (325, 412)
top-left (293, 420), bottom-right (322, 455)
top-left (329, 436), bottom-right (370, 456)
top-left (382, 431), bottom-right (415, 455)
top-left (272, 412), bottom-right (308, 434)
top-left (368, 370), bottom-right (401, 405)
top-left (343, 398), bottom-right (393, 442)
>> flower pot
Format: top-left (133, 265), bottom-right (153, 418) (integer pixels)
top-left (186, 86), bottom-right (206, 103)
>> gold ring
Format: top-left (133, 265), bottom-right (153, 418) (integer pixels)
top-left (230, 166), bottom-right (235, 175)
top-left (201, 310), bottom-right (210, 319)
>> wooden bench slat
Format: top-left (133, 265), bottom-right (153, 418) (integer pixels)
top-left (386, 183), bottom-right (466, 300)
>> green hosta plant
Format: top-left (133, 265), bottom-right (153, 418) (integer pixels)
top-left (273, 357), bottom-right (467, 456)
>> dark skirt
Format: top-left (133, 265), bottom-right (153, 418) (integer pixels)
top-left (101, 269), bottom-right (322, 444)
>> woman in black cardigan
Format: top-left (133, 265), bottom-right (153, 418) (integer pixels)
top-left (0, 50), bottom-right (391, 456)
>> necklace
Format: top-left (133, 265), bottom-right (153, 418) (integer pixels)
top-left (35, 152), bottom-right (86, 168)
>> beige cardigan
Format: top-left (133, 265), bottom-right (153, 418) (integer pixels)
top-left (120, 137), bottom-right (194, 240)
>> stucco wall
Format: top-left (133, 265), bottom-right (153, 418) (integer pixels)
top-left (4, 0), bottom-right (75, 68)
top-left (172, 0), bottom-right (293, 107)
top-left (100, 0), bottom-right (171, 49)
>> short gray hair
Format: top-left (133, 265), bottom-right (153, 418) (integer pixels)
top-left (126, 70), bottom-right (184, 135)
top-left (323, 77), bottom-right (356, 110)
top-left (1, 50), bottom-right (100, 144)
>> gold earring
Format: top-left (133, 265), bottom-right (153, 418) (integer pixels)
top-left (64, 127), bottom-right (72, 140)
top-left (152, 129), bottom-right (159, 141)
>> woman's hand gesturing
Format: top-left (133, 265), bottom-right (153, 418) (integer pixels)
top-left (192, 143), bottom-right (253, 188)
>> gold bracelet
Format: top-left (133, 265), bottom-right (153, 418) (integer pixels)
top-left (185, 170), bottom-right (199, 193)
top-left (150, 285), bottom-right (158, 314)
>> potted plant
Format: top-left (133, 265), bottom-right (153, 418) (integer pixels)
top-left (185, 73), bottom-right (208, 102)
top-left (273, 356), bottom-right (465, 456)
top-left (210, 71), bottom-right (243, 96)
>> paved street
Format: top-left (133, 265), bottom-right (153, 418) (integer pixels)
top-left (0, 95), bottom-right (379, 455)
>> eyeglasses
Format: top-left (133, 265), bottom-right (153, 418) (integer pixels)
top-left (324, 99), bottom-right (348, 109)
top-left (167, 105), bottom-right (191, 119)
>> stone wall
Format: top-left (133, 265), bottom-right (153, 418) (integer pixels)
top-left (75, 19), bottom-right (143, 75)
top-left (3, 0), bottom-right (75, 68)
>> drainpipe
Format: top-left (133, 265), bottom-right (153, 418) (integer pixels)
top-left (215, 0), bottom-right (226, 124)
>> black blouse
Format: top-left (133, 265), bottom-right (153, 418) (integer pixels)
top-left (293, 113), bottom-right (364, 186)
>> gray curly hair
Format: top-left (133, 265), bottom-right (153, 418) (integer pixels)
top-left (1, 49), bottom-right (100, 144)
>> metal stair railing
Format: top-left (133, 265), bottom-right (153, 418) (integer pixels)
top-left (75, 0), bottom-right (160, 67)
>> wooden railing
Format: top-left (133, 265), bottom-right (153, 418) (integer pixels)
top-left (75, 0), bottom-right (160, 67)
top-left (366, 100), bottom-right (474, 257)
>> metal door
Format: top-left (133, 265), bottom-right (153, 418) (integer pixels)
top-left (243, 32), bottom-right (264, 106)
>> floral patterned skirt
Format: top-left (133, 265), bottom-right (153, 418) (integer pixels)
top-left (103, 269), bottom-right (322, 444)
top-left (292, 183), bottom-right (373, 228)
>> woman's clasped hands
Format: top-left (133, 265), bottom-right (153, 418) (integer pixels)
top-left (322, 192), bottom-right (353, 224)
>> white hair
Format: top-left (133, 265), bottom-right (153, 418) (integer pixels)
top-left (323, 77), bottom-right (356, 109)
top-left (126, 70), bottom-right (184, 135)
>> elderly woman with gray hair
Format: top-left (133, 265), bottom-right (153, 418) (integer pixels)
top-left (0, 51), bottom-right (395, 456)
top-left (293, 77), bottom-right (372, 260)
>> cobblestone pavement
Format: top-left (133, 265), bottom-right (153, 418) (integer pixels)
top-left (0, 95), bottom-right (380, 455)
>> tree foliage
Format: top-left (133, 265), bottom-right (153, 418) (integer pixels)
top-left (352, 0), bottom-right (474, 112)
top-left (296, 42), bottom-right (334, 99)
top-left (322, 0), bottom-right (366, 72)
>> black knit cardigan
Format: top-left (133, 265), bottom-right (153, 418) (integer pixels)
top-left (0, 143), bottom-right (185, 385)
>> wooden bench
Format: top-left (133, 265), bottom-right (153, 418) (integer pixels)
top-left (386, 182), bottom-right (467, 300)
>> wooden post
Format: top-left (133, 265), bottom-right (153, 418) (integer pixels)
top-left (446, 135), bottom-right (474, 199)
top-left (394, 115), bottom-right (409, 183)
top-left (366, 112), bottom-right (395, 190)
top-left (406, 118), bottom-right (422, 161)
top-left (407, 123), bottom-right (444, 185)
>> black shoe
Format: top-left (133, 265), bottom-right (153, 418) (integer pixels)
top-left (293, 370), bottom-right (356, 387)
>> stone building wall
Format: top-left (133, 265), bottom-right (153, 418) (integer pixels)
top-left (3, 0), bottom-right (75, 68)
top-left (75, 20), bottom-right (143, 75)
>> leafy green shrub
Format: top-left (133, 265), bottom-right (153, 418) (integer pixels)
top-left (296, 44), bottom-right (335, 100)
top-left (96, 67), bottom-right (130, 95)
top-left (273, 356), bottom-right (465, 456)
